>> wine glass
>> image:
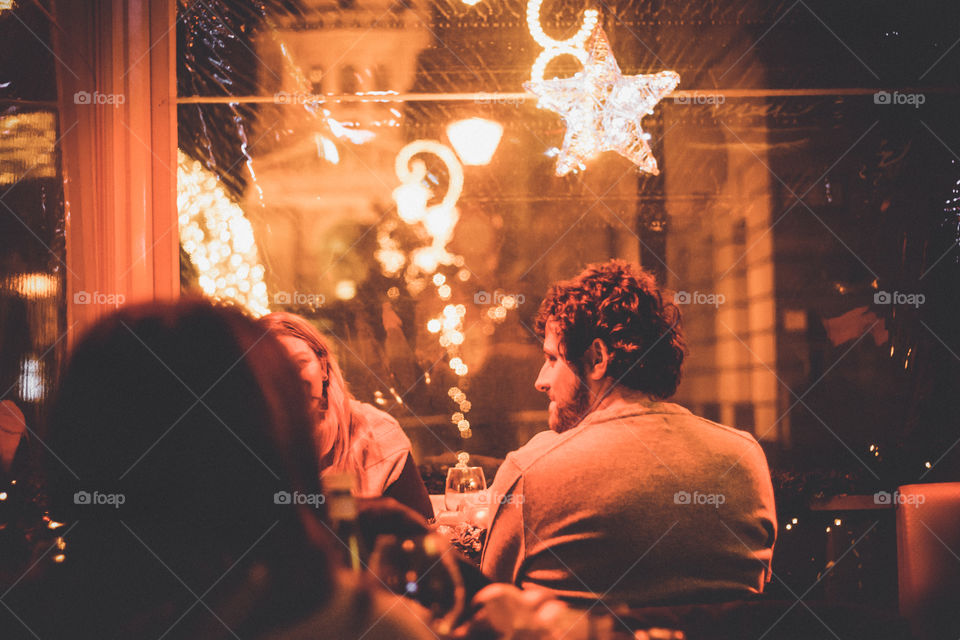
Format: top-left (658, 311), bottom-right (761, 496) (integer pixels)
top-left (444, 464), bottom-right (487, 513)
top-left (367, 533), bottom-right (466, 636)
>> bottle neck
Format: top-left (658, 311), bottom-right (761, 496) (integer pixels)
top-left (327, 492), bottom-right (358, 522)
top-left (323, 473), bottom-right (363, 572)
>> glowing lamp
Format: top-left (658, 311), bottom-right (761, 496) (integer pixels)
top-left (6, 273), bottom-right (58, 298)
top-left (393, 182), bottom-right (430, 223)
top-left (19, 358), bottom-right (43, 402)
top-left (423, 205), bottom-right (458, 243)
top-left (335, 280), bottom-right (357, 300)
top-left (316, 134), bottom-right (340, 165)
top-left (446, 118), bottom-right (504, 166)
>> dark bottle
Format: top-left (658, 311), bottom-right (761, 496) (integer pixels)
top-left (323, 472), bottom-right (364, 571)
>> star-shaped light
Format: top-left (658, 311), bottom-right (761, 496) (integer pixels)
top-left (524, 26), bottom-right (680, 176)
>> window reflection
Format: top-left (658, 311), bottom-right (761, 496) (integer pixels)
top-left (176, 0), bottom-right (960, 481)
top-left (0, 1), bottom-right (67, 435)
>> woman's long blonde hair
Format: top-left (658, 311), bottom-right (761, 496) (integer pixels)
top-left (259, 312), bottom-right (358, 474)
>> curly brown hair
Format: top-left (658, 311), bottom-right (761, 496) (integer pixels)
top-left (535, 260), bottom-right (686, 399)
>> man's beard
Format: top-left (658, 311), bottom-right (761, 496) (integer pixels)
top-left (550, 379), bottom-right (592, 433)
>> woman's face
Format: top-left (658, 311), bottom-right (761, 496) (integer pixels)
top-left (277, 335), bottom-right (329, 421)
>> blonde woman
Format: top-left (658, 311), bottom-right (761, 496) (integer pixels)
top-left (260, 312), bottom-right (433, 520)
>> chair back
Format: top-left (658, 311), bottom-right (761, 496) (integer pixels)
top-left (896, 482), bottom-right (960, 639)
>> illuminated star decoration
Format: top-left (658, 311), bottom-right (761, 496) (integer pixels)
top-left (524, 25), bottom-right (680, 176)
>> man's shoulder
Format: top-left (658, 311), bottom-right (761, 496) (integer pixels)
top-left (500, 401), bottom-right (764, 477)
top-left (587, 399), bottom-right (763, 451)
top-left (500, 420), bottom-right (615, 476)
top-left (500, 429), bottom-right (561, 474)
top-left (688, 414), bottom-right (764, 450)
top-left (652, 406), bottom-right (771, 475)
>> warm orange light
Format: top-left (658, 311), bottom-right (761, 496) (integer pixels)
top-left (178, 151), bottom-right (269, 316)
top-left (0, 112), bottom-right (56, 185)
top-left (335, 280), bottom-right (356, 300)
top-left (393, 181), bottom-right (430, 223)
top-left (446, 118), bottom-right (504, 166)
top-left (316, 134), bottom-right (340, 165)
top-left (4, 272), bottom-right (58, 298)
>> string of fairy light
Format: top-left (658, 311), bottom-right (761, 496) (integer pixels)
top-left (173, 0), bottom-right (956, 475)
top-left (382, 133), bottom-right (527, 439)
top-left (177, 150), bottom-right (271, 317)
top-left (172, 0), bottom-right (678, 448)
top-left (381, 140), bottom-right (473, 438)
top-left (946, 171), bottom-right (960, 257)
top-left (526, 0), bottom-right (597, 82)
top-left (523, 0), bottom-right (680, 176)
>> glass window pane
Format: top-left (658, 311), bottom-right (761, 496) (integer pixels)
top-left (176, 0), bottom-right (960, 487)
top-left (0, 1), bottom-right (67, 435)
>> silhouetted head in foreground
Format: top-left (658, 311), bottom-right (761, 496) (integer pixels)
top-left (40, 299), bottom-right (335, 638)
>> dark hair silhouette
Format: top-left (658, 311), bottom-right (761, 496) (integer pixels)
top-left (535, 260), bottom-right (687, 399)
top-left (39, 299), bottom-right (336, 638)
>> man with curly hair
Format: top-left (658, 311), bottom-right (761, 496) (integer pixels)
top-left (480, 260), bottom-right (777, 608)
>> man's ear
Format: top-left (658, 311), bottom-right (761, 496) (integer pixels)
top-left (584, 338), bottom-right (610, 381)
